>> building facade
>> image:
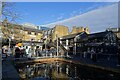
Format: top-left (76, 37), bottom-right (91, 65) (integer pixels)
top-left (1, 19), bottom-right (43, 46)
top-left (42, 25), bottom-right (90, 42)
top-left (52, 25), bottom-right (69, 41)
top-left (106, 28), bottom-right (120, 39)
top-left (75, 31), bottom-right (118, 55)
top-left (42, 25), bottom-right (69, 42)
top-left (71, 26), bottom-right (89, 34)
top-left (60, 32), bottom-right (87, 55)
top-left (59, 30), bottom-right (118, 57)
top-left (22, 27), bottom-right (43, 42)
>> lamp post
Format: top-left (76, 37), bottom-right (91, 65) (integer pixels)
top-left (66, 39), bottom-right (69, 57)
top-left (74, 35), bottom-right (79, 55)
top-left (31, 39), bottom-right (33, 58)
top-left (74, 43), bottom-right (76, 55)
top-left (8, 37), bottom-right (11, 49)
top-left (45, 39), bottom-right (47, 57)
top-left (56, 32), bottom-right (59, 57)
top-left (4, 18), bottom-right (12, 56)
top-left (44, 35), bottom-right (47, 57)
top-left (0, 27), bottom-right (2, 80)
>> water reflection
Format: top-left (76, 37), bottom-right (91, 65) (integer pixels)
top-left (15, 62), bottom-right (120, 80)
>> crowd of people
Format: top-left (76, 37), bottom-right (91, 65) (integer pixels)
top-left (14, 45), bottom-right (43, 58)
top-left (2, 43), bottom-right (120, 66)
top-left (2, 43), bottom-right (57, 60)
top-left (2, 43), bottom-right (43, 59)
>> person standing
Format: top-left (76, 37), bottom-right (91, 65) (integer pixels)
top-left (35, 46), bottom-right (40, 57)
top-left (91, 48), bottom-right (96, 62)
top-left (2, 46), bottom-right (8, 59)
top-left (15, 46), bottom-right (21, 59)
top-left (25, 46), bottom-right (29, 58)
top-left (20, 46), bottom-right (25, 58)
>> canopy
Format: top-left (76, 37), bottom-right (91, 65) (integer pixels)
top-left (16, 43), bottom-right (22, 47)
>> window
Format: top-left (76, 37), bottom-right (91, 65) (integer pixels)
top-left (20, 30), bottom-right (22, 33)
top-left (28, 32), bottom-right (31, 34)
top-left (35, 32), bottom-right (38, 35)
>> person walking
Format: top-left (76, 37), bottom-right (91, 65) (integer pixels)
top-left (35, 46), bottom-right (40, 57)
top-left (25, 46), bottom-right (29, 58)
top-left (20, 46), bottom-right (25, 58)
top-left (2, 46), bottom-right (8, 59)
top-left (15, 46), bottom-right (21, 59)
top-left (91, 48), bottom-right (97, 62)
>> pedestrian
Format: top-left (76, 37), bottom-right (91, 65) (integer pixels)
top-left (12, 46), bottom-right (16, 56)
top-left (2, 46), bottom-right (8, 59)
top-left (35, 46), bottom-right (40, 57)
top-left (91, 48), bottom-right (97, 62)
top-left (15, 46), bottom-right (21, 59)
top-left (25, 46), bottom-right (29, 57)
top-left (83, 52), bottom-right (86, 58)
top-left (20, 46), bottom-right (25, 58)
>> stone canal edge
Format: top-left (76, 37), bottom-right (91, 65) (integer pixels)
top-left (15, 58), bottom-right (120, 74)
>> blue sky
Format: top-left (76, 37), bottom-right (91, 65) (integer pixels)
top-left (13, 2), bottom-right (113, 25)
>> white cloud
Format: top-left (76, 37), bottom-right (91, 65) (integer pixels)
top-left (69, 4), bottom-right (106, 18)
top-left (56, 13), bottom-right (65, 20)
top-left (70, 11), bottom-right (77, 17)
top-left (22, 22), bottom-right (38, 29)
top-left (44, 3), bottom-right (118, 33)
top-left (57, 16), bottom-right (63, 20)
top-left (5, 0), bottom-right (120, 2)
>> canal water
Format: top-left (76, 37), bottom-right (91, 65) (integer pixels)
top-left (15, 61), bottom-right (120, 80)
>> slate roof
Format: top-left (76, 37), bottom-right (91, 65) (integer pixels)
top-left (60, 32), bottom-right (87, 40)
top-left (87, 31), bottom-right (112, 38)
top-left (4, 23), bottom-right (43, 33)
top-left (77, 31), bottom-right (115, 42)
top-left (23, 27), bottom-right (42, 33)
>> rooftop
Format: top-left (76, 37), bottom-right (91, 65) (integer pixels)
top-left (61, 32), bottom-right (87, 40)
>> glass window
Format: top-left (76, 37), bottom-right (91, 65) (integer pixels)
top-left (28, 32), bottom-right (31, 34)
top-left (35, 32), bottom-right (38, 35)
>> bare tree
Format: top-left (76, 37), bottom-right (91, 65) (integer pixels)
top-left (1, 2), bottom-right (24, 48)
top-left (2, 2), bottom-right (21, 23)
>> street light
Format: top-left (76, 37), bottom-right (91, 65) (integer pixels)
top-left (44, 35), bottom-right (47, 57)
top-left (0, 26), bottom-right (2, 80)
top-left (74, 35), bottom-right (79, 55)
top-left (3, 18), bottom-right (12, 56)
top-left (56, 32), bottom-right (59, 57)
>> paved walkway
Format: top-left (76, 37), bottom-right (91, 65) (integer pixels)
top-left (0, 54), bottom-right (2, 80)
top-left (2, 56), bottom-right (20, 80)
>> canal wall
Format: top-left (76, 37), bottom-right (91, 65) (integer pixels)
top-left (2, 56), bottom-right (20, 80)
top-left (15, 57), bottom-right (120, 74)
